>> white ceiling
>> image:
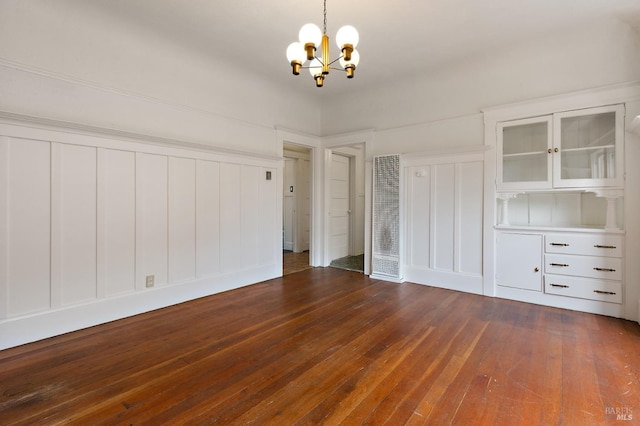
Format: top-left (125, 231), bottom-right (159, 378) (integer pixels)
top-left (72, 0), bottom-right (640, 96)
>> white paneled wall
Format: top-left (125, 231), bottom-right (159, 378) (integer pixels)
top-left (0, 123), bottom-right (280, 349)
top-left (404, 149), bottom-right (485, 294)
top-left (3, 138), bottom-right (51, 316)
top-left (168, 157), bottom-right (196, 284)
top-left (195, 160), bottom-right (221, 277)
top-left (136, 153), bottom-right (169, 288)
top-left (97, 148), bottom-right (136, 297)
top-left (220, 163), bottom-right (242, 273)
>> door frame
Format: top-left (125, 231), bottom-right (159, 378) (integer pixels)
top-left (278, 128), bottom-right (373, 271)
top-left (322, 131), bottom-right (373, 271)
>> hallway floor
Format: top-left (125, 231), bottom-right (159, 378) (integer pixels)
top-left (330, 254), bottom-right (364, 273)
top-left (282, 251), bottom-right (311, 275)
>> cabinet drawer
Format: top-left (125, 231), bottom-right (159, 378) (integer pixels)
top-left (545, 275), bottom-right (622, 304)
top-left (545, 234), bottom-right (622, 257)
top-left (545, 254), bottom-right (622, 280)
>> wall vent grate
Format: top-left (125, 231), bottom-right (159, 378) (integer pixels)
top-left (372, 154), bottom-right (401, 279)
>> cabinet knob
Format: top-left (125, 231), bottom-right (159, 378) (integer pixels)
top-left (554, 147), bottom-right (559, 153)
top-left (547, 149), bottom-right (552, 154)
top-left (534, 267), bottom-right (539, 272)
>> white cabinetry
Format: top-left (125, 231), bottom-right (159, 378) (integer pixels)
top-left (496, 233), bottom-right (542, 291)
top-left (497, 104), bottom-right (624, 191)
top-left (543, 233), bottom-right (623, 304)
top-left (496, 229), bottom-right (624, 316)
top-left (492, 102), bottom-right (626, 318)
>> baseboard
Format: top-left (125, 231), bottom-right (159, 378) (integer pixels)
top-left (403, 266), bottom-right (483, 295)
top-left (0, 264), bottom-right (279, 351)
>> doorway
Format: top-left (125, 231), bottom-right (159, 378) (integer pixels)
top-left (328, 145), bottom-right (365, 273)
top-left (329, 153), bottom-right (350, 260)
top-left (283, 144), bottom-right (312, 275)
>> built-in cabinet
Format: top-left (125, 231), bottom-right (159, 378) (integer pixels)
top-left (498, 104), bottom-right (624, 191)
top-left (496, 232), bottom-right (542, 291)
top-left (496, 230), bottom-right (623, 312)
top-left (493, 102), bottom-right (627, 317)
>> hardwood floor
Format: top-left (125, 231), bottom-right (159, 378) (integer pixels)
top-left (1, 268), bottom-right (639, 425)
top-left (283, 251), bottom-right (311, 275)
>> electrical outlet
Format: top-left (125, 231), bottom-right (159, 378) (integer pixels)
top-left (146, 275), bottom-right (155, 288)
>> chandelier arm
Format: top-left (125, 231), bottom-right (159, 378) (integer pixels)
top-left (329, 66), bottom-right (347, 72)
top-left (327, 56), bottom-right (344, 66)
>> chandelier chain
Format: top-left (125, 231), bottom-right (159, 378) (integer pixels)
top-left (323, 0), bottom-right (327, 34)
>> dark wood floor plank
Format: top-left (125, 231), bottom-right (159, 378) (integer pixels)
top-left (1, 268), bottom-right (639, 425)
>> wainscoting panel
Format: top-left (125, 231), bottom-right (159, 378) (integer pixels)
top-left (457, 161), bottom-right (484, 275)
top-left (195, 160), bottom-right (221, 278)
top-left (51, 143), bottom-right (97, 307)
top-left (432, 164), bottom-right (455, 271)
top-left (97, 148), bottom-right (136, 298)
top-left (135, 153), bottom-right (169, 288)
top-left (404, 150), bottom-right (484, 294)
top-left (168, 157), bottom-right (196, 284)
top-left (0, 122), bottom-right (282, 350)
top-left (219, 163), bottom-right (242, 273)
top-left (407, 166), bottom-right (430, 268)
top-left (2, 137), bottom-right (51, 317)
top-left (241, 165), bottom-right (261, 267)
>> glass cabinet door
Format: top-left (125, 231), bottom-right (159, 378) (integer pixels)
top-left (497, 115), bottom-right (553, 191)
top-left (553, 105), bottom-right (624, 188)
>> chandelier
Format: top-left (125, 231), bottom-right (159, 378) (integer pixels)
top-left (286, 0), bottom-right (360, 87)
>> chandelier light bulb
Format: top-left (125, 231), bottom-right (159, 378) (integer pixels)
top-left (286, 42), bottom-right (305, 63)
top-left (286, 42), bottom-right (305, 75)
top-left (336, 25), bottom-right (359, 61)
top-left (308, 58), bottom-right (323, 77)
top-left (336, 25), bottom-right (359, 48)
top-left (299, 23), bottom-right (322, 59)
top-left (339, 49), bottom-right (360, 78)
top-left (339, 49), bottom-right (360, 68)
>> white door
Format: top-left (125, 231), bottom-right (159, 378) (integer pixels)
top-left (283, 158), bottom-right (296, 251)
top-left (330, 154), bottom-right (350, 260)
top-left (299, 158), bottom-right (311, 251)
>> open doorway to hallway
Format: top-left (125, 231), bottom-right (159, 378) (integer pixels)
top-left (283, 144), bottom-right (312, 275)
top-left (328, 145), bottom-right (365, 273)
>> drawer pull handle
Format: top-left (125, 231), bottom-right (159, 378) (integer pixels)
top-left (550, 263), bottom-right (569, 267)
top-left (550, 283), bottom-right (569, 288)
top-left (549, 243), bottom-right (569, 247)
top-left (593, 290), bottom-right (616, 296)
top-left (593, 267), bottom-right (616, 272)
top-left (594, 245), bottom-right (617, 249)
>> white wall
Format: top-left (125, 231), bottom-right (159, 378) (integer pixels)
top-left (0, 2), bottom-right (322, 156)
top-left (322, 19), bottom-right (640, 143)
top-left (624, 100), bottom-right (640, 322)
top-left (404, 148), bottom-right (485, 294)
top-left (0, 122), bottom-right (280, 350)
